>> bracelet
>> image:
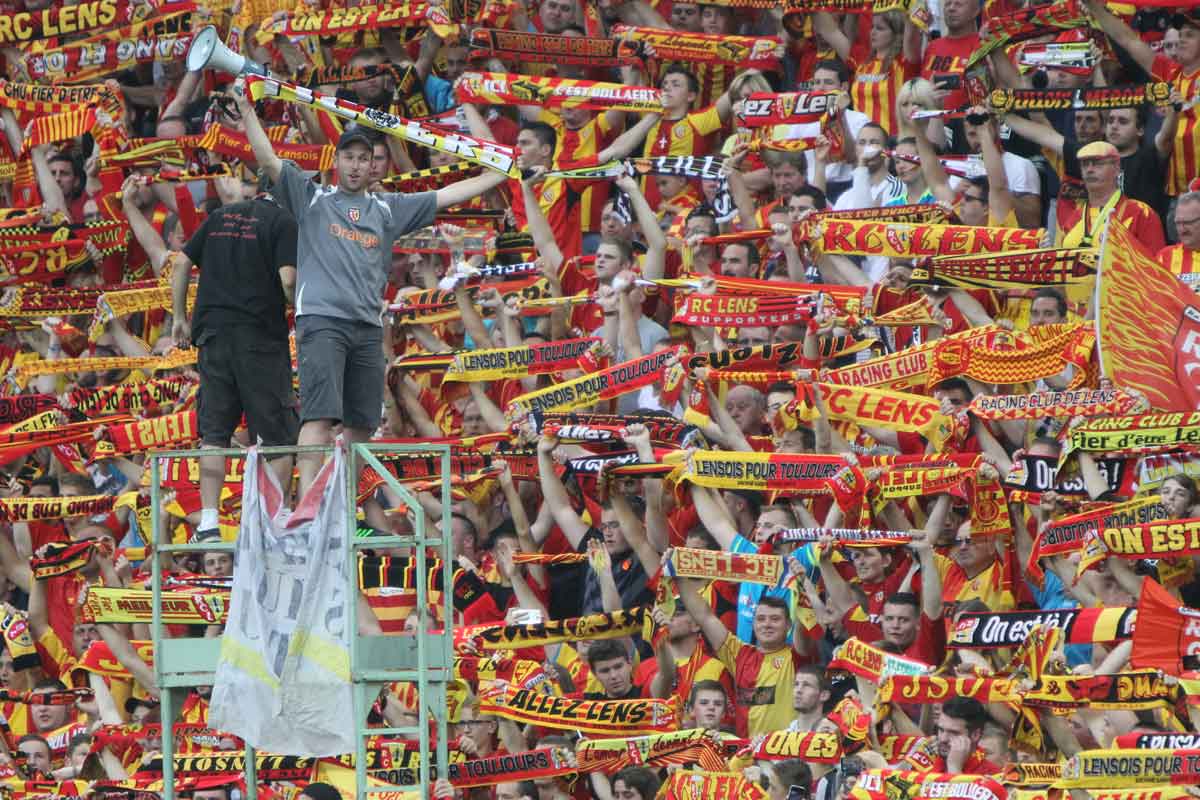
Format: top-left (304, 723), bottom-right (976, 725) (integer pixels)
top-left (603, 311), bottom-right (618, 317)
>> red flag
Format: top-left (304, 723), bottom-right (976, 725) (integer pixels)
top-left (1130, 576), bottom-right (1200, 673)
top-left (1094, 220), bottom-right (1200, 411)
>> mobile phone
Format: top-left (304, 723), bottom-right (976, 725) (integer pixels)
top-left (934, 72), bottom-right (962, 90)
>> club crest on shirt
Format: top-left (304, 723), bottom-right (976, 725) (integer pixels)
top-left (348, 207), bottom-right (361, 223)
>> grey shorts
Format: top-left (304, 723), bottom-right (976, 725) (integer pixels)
top-left (296, 314), bottom-right (385, 430)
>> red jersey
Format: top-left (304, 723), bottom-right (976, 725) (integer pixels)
top-left (642, 106), bottom-right (724, 207)
top-left (1056, 194), bottom-right (1165, 253)
top-left (509, 175), bottom-right (584, 259)
top-left (717, 635), bottom-right (805, 737)
top-left (921, 33), bottom-right (980, 110)
top-left (545, 111), bottom-right (620, 233)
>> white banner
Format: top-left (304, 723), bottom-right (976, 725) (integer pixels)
top-left (209, 441), bottom-right (354, 756)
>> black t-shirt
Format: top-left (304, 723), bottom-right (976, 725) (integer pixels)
top-left (579, 528), bottom-right (652, 616)
top-left (1119, 141), bottom-right (1170, 220)
top-left (583, 683), bottom-right (643, 702)
top-left (181, 197), bottom-right (298, 342)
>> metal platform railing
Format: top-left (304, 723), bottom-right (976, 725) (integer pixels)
top-left (148, 442), bottom-right (455, 800)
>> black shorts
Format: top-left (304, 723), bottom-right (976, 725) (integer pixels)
top-left (296, 314), bottom-right (385, 430)
top-left (197, 329), bottom-right (299, 448)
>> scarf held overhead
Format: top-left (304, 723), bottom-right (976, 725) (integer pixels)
top-left (506, 347), bottom-right (683, 418)
top-left (676, 451), bottom-right (845, 493)
top-left (479, 684), bottom-right (678, 735)
top-left (456, 71), bottom-right (663, 113)
top-left (246, 75), bottom-right (519, 177)
top-left (612, 25), bottom-right (782, 69)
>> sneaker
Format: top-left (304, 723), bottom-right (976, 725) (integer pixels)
top-left (191, 527), bottom-right (221, 543)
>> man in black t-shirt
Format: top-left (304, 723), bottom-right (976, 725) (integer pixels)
top-left (1102, 105), bottom-right (1171, 220)
top-left (155, 178), bottom-right (300, 541)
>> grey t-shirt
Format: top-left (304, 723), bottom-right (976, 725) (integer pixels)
top-left (270, 160), bottom-right (436, 326)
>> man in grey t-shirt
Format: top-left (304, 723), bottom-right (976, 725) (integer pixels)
top-left (235, 91), bottom-right (508, 494)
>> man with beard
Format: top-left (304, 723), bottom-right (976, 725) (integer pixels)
top-left (931, 697), bottom-right (1001, 774)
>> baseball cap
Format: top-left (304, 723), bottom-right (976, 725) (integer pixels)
top-left (124, 689), bottom-right (160, 714)
top-left (1077, 141), bottom-right (1120, 161)
top-left (336, 125), bottom-right (375, 152)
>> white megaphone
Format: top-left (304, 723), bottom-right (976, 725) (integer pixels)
top-left (186, 25), bottom-right (268, 76)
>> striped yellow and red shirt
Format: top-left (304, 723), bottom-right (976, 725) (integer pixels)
top-left (849, 52), bottom-right (920, 137)
top-left (543, 110), bottom-right (620, 234)
top-left (1152, 54), bottom-right (1200, 196)
top-left (642, 106), bottom-right (724, 208)
top-left (1157, 244), bottom-right (1200, 294)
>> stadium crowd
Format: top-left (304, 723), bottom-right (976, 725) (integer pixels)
top-left (0, 0), bottom-right (1194, 798)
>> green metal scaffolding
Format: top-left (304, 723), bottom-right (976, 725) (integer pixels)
top-left (148, 442), bottom-right (455, 800)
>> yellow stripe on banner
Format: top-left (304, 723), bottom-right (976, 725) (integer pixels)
top-left (218, 635), bottom-right (283, 691)
top-left (286, 630), bottom-right (351, 682)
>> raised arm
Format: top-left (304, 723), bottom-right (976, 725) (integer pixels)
top-left (536, 433), bottom-right (590, 549)
top-left (914, 495), bottom-right (950, 621)
top-left (1155, 90), bottom-right (1181, 159)
top-left (233, 87), bottom-right (283, 183)
top-left (812, 13), bottom-right (852, 62)
top-left (613, 172), bottom-right (666, 280)
top-left (435, 169), bottom-right (508, 210)
top-left (623, 424), bottom-right (668, 552)
top-left (690, 484), bottom-right (742, 550)
top-left (672, 555), bottom-right (730, 652)
top-left (610, 487), bottom-right (661, 578)
top-left (912, 120), bottom-right (955, 205)
top-left (0, 531), bottom-right (31, 594)
top-left (976, 111), bottom-right (1015, 224)
top-left (1086, 0), bottom-right (1156, 76)
top-left (596, 113), bottom-right (660, 164)
top-left (999, 113), bottom-right (1065, 155)
top-left (520, 171), bottom-right (565, 274)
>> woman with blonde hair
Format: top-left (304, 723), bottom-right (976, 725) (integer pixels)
top-left (896, 77), bottom-right (947, 146)
top-left (722, 70), bottom-right (776, 154)
top-left (813, 11), bottom-right (922, 136)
